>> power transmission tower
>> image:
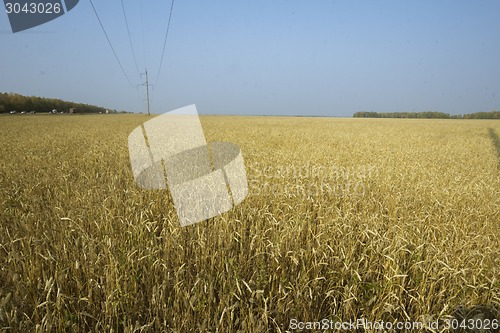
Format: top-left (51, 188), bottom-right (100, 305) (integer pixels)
top-left (140, 69), bottom-right (152, 115)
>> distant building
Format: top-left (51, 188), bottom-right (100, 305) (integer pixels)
top-left (69, 108), bottom-right (75, 114)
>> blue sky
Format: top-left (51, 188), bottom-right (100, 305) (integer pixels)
top-left (1, 0), bottom-right (499, 116)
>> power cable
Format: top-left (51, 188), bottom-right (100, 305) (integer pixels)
top-left (121, 0), bottom-right (141, 77)
top-left (88, 0), bottom-right (135, 89)
top-left (155, 0), bottom-right (175, 88)
top-left (140, 0), bottom-right (146, 69)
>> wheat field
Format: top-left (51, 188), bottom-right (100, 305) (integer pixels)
top-left (0, 114), bottom-right (499, 332)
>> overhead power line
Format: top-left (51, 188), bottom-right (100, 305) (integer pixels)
top-left (155, 0), bottom-right (175, 88)
top-left (121, 0), bottom-right (141, 77)
top-left (88, 0), bottom-right (135, 89)
top-left (140, 0), bottom-right (146, 69)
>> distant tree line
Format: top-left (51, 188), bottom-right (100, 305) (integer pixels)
top-left (460, 111), bottom-right (500, 119)
top-left (353, 111), bottom-right (500, 119)
top-left (0, 92), bottom-right (111, 114)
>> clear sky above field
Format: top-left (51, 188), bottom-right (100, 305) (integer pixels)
top-left (1, 1), bottom-right (499, 116)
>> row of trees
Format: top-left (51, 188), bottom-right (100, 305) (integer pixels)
top-left (353, 111), bottom-right (500, 119)
top-left (461, 111), bottom-right (500, 119)
top-left (0, 92), bottom-right (110, 114)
